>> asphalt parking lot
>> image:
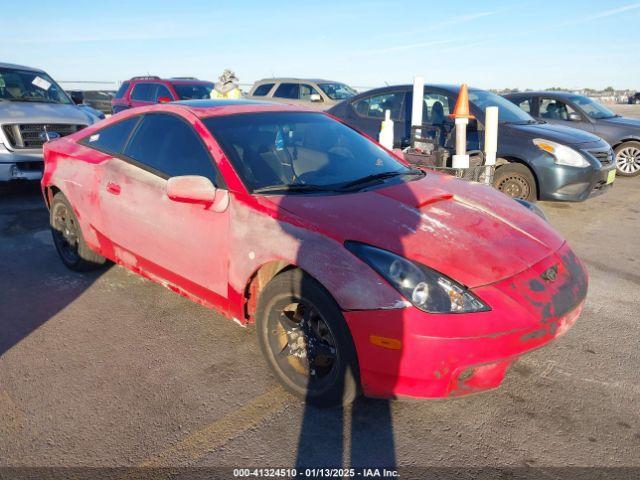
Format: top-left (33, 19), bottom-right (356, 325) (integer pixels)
top-left (1, 106), bottom-right (639, 477)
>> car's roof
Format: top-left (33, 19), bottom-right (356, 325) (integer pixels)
top-left (352, 84), bottom-right (470, 97)
top-left (504, 91), bottom-right (581, 99)
top-left (166, 79), bottom-right (214, 85)
top-left (169, 99), bottom-right (314, 117)
top-left (0, 62), bottom-right (45, 73)
top-left (127, 76), bottom-right (212, 85)
top-left (253, 78), bottom-right (340, 85)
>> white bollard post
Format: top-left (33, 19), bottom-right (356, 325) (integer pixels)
top-left (411, 76), bottom-right (424, 141)
top-left (378, 109), bottom-right (394, 150)
top-left (452, 117), bottom-right (470, 168)
top-left (483, 106), bottom-right (499, 184)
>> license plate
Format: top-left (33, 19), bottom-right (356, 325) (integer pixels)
top-left (606, 170), bottom-right (616, 184)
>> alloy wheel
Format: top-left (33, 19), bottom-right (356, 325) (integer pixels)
top-left (51, 202), bottom-right (81, 265)
top-left (616, 146), bottom-right (640, 175)
top-left (266, 299), bottom-right (339, 393)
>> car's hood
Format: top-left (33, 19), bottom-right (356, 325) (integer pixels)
top-left (0, 101), bottom-right (94, 125)
top-left (273, 174), bottom-right (565, 288)
top-left (601, 116), bottom-right (640, 128)
top-left (508, 122), bottom-right (602, 146)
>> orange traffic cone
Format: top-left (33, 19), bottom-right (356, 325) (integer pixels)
top-left (449, 84), bottom-right (475, 119)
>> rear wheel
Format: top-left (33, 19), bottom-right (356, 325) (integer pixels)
top-left (256, 269), bottom-right (360, 407)
top-left (614, 141), bottom-right (640, 177)
top-left (50, 192), bottom-right (106, 271)
top-left (493, 163), bottom-right (537, 201)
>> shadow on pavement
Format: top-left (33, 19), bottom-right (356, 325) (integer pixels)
top-left (0, 181), bottom-right (105, 357)
top-left (275, 164), bottom-right (418, 472)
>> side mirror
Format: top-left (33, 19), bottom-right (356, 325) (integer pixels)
top-left (157, 96), bottom-right (171, 104)
top-left (309, 93), bottom-right (323, 103)
top-left (568, 112), bottom-right (582, 122)
top-left (167, 175), bottom-right (217, 204)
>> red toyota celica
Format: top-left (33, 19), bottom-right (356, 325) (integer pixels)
top-left (42, 100), bottom-right (588, 407)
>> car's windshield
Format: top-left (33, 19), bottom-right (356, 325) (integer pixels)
top-left (204, 112), bottom-right (415, 193)
top-left (318, 83), bottom-right (358, 100)
top-left (569, 95), bottom-right (617, 119)
top-left (469, 89), bottom-right (535, 124)
top-left (172, 83), bottom-right (214, 100)
top-left (0, 67), bottom-right (72, 104)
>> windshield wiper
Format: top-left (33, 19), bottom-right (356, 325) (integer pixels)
top-left (21, 98), bottom-right (59, 104)
top-left (502, 119), bottom-right (537, 125)
top-left (252, 183), bottom-right (338, 194)
top-left (338, 169), bottom-right (423, 191)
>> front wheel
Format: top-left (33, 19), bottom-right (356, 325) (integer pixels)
top-left (614, 141), bottom-right (640, 177)
top-left (50, 192), bottom-right (106, 271)
top-left (255, 269), bottom-right (360, 407)
top-left (493, 163), bottom-right (537, 201)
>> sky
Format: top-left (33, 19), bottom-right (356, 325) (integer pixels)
top-left (1, 0), bottom-right (639, 91)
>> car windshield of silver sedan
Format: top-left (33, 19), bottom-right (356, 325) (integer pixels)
top-left (0, 68), bottom-right (72, 104)
top-left (569, 95), bottom-right (618, 119)
top-left (469, 89), bottom-right (537, 124)
top-left (318, 82), bottom-right (358, 100)
top-left (204, 112), bottom-right (422, 194)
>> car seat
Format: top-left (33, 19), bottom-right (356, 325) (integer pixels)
top-left (431, 101), bottom-right (445, 125)
top-left (543, 103), bottom-right (560, 119)
top-left (242, 129), bottom-right (292, 186)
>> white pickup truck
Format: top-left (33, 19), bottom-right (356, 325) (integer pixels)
top-left (0, 62), bottom-right (100, 182)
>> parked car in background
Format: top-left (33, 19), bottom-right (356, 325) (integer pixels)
top-left (248, 78), bottom-right (357, 110)
top-left (112, 76), bottom-right (214, 113)
top-left (329, 84), bottom-right (616, 201)
top-left (77, 103), bottom-right (106, 120)
top-left (68, 90), bottom-right (115, 115)
top-left (628, 92), bottom-right (640, 104)
top-left (505, 91), bottom-right (640, 177)
top-left (0, 62), bottom-right (99, 182)
top-left (42, 99), bottom-right (587, 406)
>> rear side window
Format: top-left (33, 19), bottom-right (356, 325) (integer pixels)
top-left (81, 116), bottom-right (140, 154)
top-left (155, 84), bottom-right (173, 101)
top-left (115, 82), bottom-right (130, 99)
top-left (123, 114), bottom-right (218, 182)
top-left (274, 83), bottom-right (299, 99)
top-left (253, 83), bottom-right (274, 96)
top-left (130, 83), bottom-right (157, 102)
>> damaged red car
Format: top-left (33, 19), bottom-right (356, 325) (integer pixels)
top-left (42, 100), bottom-right (588, 407)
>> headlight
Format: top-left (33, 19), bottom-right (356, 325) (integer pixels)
top-left (345, 242), bottom-right (490, 314)
top-left (533, 138), bottom-right (590, 167)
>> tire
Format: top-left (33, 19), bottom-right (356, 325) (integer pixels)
top-left (614, 141), bottom-right (640, 177)
top-left (493, 163), bottom-right (537, 201)
top-left (50, 192), bottom-right (106, 271)
top-left (255, 269), bottom-right (360, 407)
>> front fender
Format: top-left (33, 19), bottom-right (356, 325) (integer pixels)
top-left (227, 194), bottom-right (405, 319)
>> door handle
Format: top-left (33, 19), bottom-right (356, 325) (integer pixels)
top-left (106, 182), bottom-right (121, 195)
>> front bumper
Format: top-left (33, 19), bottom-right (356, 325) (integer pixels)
top-left (344, 242), bottom-right (588, 399)
top-left (0, 143), bottom-right (44, 181)
top-left (536, 148), bottom-right (616, 202)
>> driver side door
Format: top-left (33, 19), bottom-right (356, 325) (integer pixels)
top-left (98, 112), bottom-right (229, 305)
